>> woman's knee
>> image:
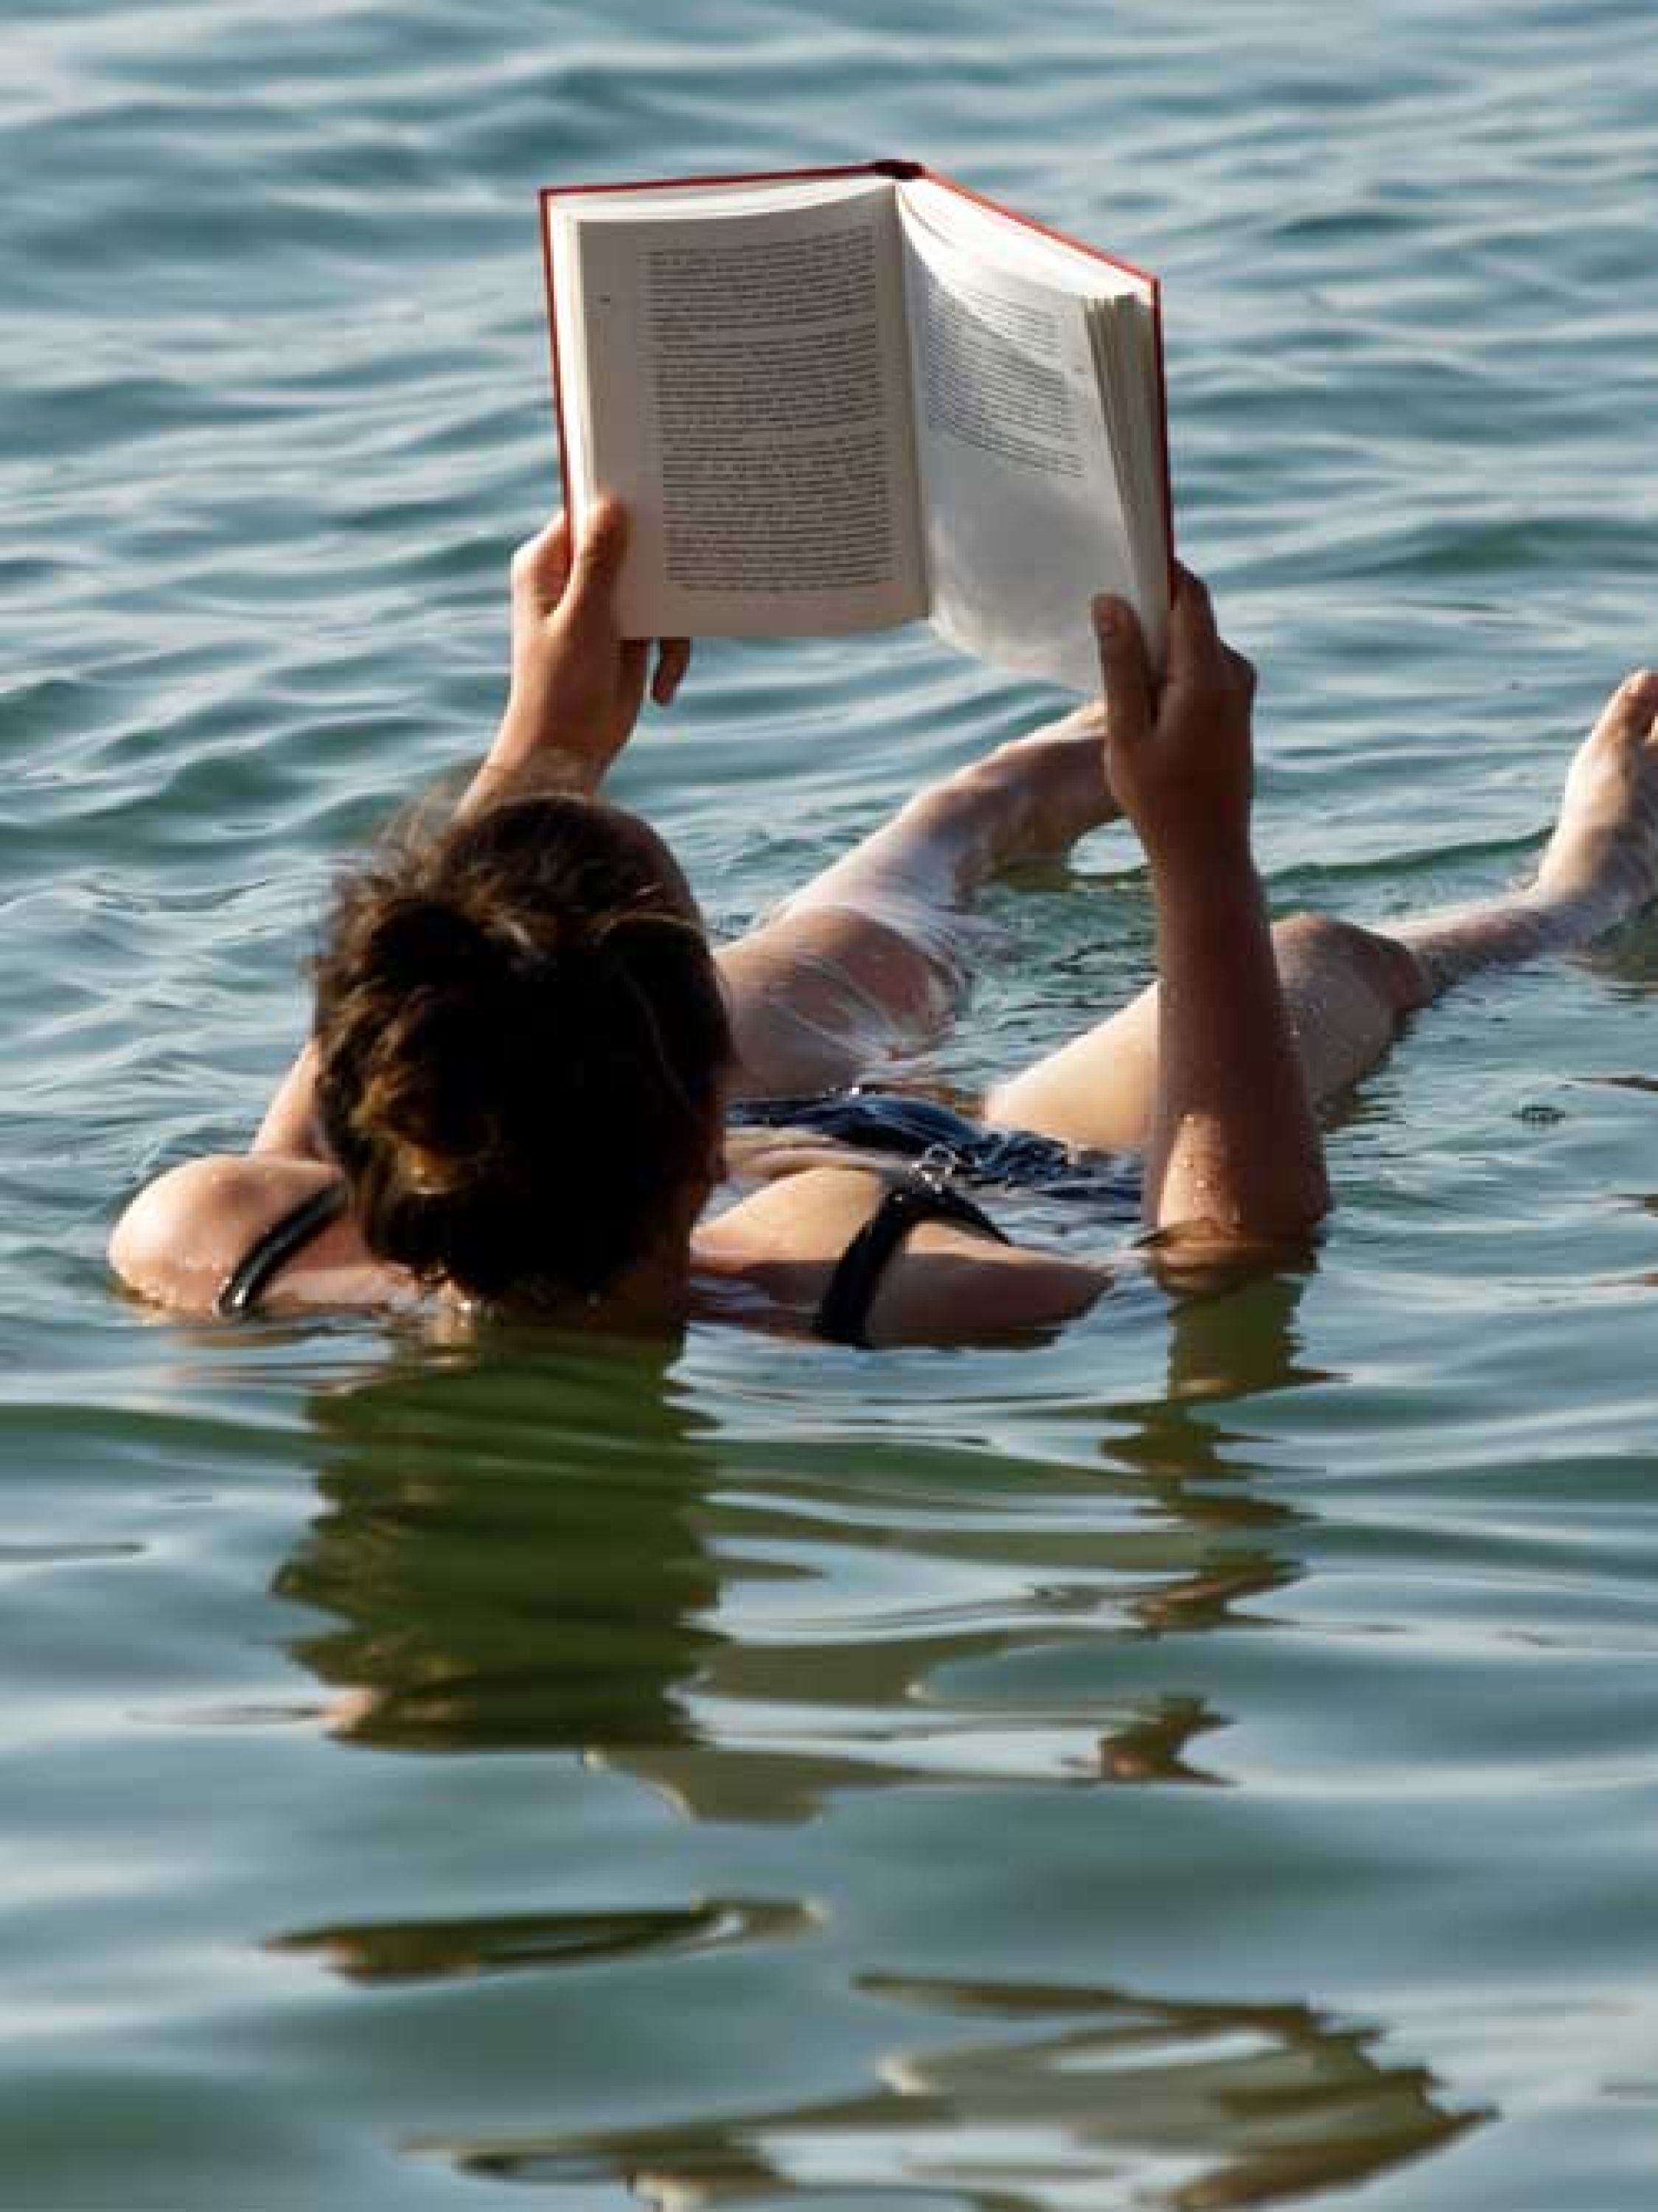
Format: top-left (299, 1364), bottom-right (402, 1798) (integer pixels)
top-left (1272, 912), bottom-right (1432, 1015)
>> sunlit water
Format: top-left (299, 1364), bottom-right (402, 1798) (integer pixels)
top-left (4, 2), bottom-right (1657, 2205)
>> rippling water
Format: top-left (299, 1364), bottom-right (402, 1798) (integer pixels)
top-left (6, 2), bottom-right (1658, 2205)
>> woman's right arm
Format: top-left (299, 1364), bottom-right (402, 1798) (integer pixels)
top-left (1093, 570), bottom-right (1330, 1260)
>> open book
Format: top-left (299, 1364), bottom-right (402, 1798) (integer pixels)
top-left (540, 161), bottom-right (1171, 693)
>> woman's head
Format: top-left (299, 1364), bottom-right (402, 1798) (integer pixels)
top-left (313, 792), bottom-right (731, 1308)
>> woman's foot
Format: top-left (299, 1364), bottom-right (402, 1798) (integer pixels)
top-left (1533, 669), bottom-right (1658, 928)
top-left (915, 701), bottom-right (1121, 874)
top-left (1394, 669), bottom-right (1658, 992)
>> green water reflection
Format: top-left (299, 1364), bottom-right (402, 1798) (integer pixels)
top-left (278, 1287), bottom-right (1316, 1803)
top-left (260, 1285), bottom-right (1487, 2205)
top-left (425, 1972), bottom-right (1477, 2209)
top-left (280, 1340), bottom-right (722, 1753)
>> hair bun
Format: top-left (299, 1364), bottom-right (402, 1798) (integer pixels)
top-left (367, 897), bottom-right (505, 994)
top-left (311, 792), bottom-right (734, 1304)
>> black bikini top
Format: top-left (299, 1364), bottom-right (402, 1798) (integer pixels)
top-left (215, 1180), bottom-right (349, 1318)
top-left (813, 1168), bottom-right (1009, 1348)
top-left (214, 1164), bottom-right (1006, 1340)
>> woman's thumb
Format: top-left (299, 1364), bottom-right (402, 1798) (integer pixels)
top-left (563, 496), bottom-right (630, 613)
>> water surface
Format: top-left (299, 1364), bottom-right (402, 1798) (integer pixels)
top-left (4, 2), bottom-right (1658, 2205)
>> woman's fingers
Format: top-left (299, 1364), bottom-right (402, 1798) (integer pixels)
top-left (1092, 594), bottom-right (1152, 750)
top-left (652, 636), bottom-right (692, 707)
top-left (1163, 564), bottom-right (1223, 681)
top-left (1224, 643), bottom-right (1257, 704)
top-left (1162, 568), bottom-right (1254, 712)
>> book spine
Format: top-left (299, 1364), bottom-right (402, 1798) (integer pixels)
top-left (536, 191), bottom-right (571, 509)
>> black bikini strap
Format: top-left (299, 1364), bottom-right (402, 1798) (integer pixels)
top-left (815, 1170), bottom-right (1009, 1349)
top-left (216, 1180), bottom-right (349, 1318)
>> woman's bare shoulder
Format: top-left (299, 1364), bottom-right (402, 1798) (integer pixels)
top-left (108, 1152), bottom-right (338, 1316)
top-left (702, 1164), bottom-right (1110, 1346)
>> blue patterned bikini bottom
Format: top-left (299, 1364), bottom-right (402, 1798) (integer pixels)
top-left (728, 1088), bottom-right (1141, 1214)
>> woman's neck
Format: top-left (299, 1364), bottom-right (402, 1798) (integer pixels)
top-left (487, 1239), bottom-right (697, 1336)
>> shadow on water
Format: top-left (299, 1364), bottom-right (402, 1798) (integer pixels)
top-left (271, 1282), bottom-right (1486, 2208)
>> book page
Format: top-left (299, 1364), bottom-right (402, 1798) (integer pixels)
top-left (900, 175), bottom-right (1150, 304)
top-left (896, 191), bottom-right (1146, 693)
top-left (550, 181), bottom-right (927, 639)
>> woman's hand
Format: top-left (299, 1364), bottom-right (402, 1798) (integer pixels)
top-left (1091, 566), bottom-right (1255, 873)
top-left (476, 498), bottom-right (690, 804)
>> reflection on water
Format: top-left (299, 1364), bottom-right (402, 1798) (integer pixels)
top-left (279, 1282), bottom-right (1320, 1816)
top-left (273, 1895), bottom-right (816, 1986)
top-left (1094, 1694), bottom-right (1225, 1787)
top-left (257, 1282), bottom-right (1492, 2209)
top-left (279, 1338), bottom-right (724, 1751)
top-left (425, 1972), bottom-right (1478, 2210)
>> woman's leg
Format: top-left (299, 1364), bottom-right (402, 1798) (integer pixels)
top-left (717, 702), bottom-right (1120, 1098)
top-left (985, 669), bottom-right (1658, 1152)
top-left (983, 911), bottom-right (1427, 1152)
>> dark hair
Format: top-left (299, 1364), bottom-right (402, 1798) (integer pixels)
top-left (312, 792), bottom-right (731, 1306)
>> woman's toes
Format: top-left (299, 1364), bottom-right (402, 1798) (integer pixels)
top-left (1596, 669), bottom-right (1658, 748)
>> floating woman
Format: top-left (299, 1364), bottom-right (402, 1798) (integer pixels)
top-left (111, 501), bottom-right (1658, 1344)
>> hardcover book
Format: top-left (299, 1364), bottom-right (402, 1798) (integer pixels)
top-left (540, 161), bottom-right (1171, 692)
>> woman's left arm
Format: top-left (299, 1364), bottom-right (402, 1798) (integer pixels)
top-left (461, 498), bottom-right (688, 813)
top-left (250, 499), bottom-right (686, 1159)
